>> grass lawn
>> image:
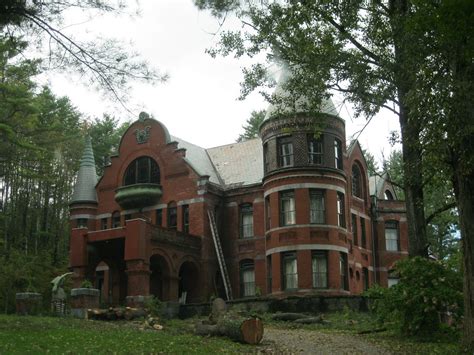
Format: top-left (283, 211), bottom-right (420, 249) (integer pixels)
top-left (0, 315), bottom-right (251, 354)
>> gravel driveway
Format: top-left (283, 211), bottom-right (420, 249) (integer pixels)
top-left (257, 327), bottom-right (391, 354)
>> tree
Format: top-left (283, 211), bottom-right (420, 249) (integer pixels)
top-left (361, 148), bottom-right (378, 177)
top-left (194, 1), bottom-right (474, 349)
top-left (236, 109), bottom-right (265, 142)
top-left (1, 1), bottom-right (165, 105)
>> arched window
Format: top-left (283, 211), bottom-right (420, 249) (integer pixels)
top-left (240, 259), bottom-right (255, 297)
top-left (384, 190), bottom-right (394, 200)
top-left (123, 156), bottom-right (160, 186)
top-left (351, 164), bottom-right (362, 198)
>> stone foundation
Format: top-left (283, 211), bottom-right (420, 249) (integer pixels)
top-left (16, 293), bottom-right (42, 315)
top-left (70, 288), bottom-right (100, 318)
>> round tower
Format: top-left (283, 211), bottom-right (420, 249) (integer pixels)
top-left (260, 72), bottom-right (349, 296)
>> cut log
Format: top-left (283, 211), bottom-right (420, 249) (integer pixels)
top-left (196, 316), bottom-right (264, 345)
top-left (124, 307), bottom-right (147, 320)
top-left (271, 312), bottom-right (307, 321)
top-left (293, 316), bottom-right (324, 324)
top-left (87, 308), bottom-right (108, 320)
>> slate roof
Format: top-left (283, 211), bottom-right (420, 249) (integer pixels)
top-left (71, 136), bottom-right (98, 204)
top-left (207, 138), bottom-right (263, 188)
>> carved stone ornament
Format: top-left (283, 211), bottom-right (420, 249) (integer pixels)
top-left (135, 126), bottom-right (151, 144)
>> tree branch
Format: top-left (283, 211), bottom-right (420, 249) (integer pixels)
top-left (426, 202), bottom-right (457, 225)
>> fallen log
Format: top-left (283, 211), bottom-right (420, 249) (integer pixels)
top-left (271, 312), bottom-right (308, 321)
top-left (124, 307), bottom-right (147, 320)
top-left (196, 316), bottom-right (264, 345)
top-left (293, 316), bottom-right (324, 324)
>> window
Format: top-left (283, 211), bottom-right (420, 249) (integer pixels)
top-left (278, 136), bottom-right (294, 167)
top-left (310, 190), bottom-right (325, 224)
top-left (384, 190), bottom-right (394, 200)
top-left (240, 260), bottom-right (255, 297)
top-left (388, 270), bottom-right (399, 287)
top-left (182, 205), bottom-right (189, 233)
top-left (308, 134), bottom-right (323, 165)
top-left (360, 217), bottom-right (367, 248)
top-left (267, 255), bottom-right (272, 293)
top-left (352, 164), bottom-right (362, 197)
top-left (112, 211), bottom-right (121, 228)
top-left (385, 221), bottom-right (400, 251)
top-left (167, 202), bottom-right (177, 229)
top-left (282, 252), bottom-right (298, 290)
top-left (363, 267), bottom-right (369, 291)
top-left (337, 192), bottom-right (345, 227)
top-left (101, 218), bottom-right (108, 230)
top-left (263, 142), bottom-right (270, 173)
top-left (265, 196), bottom-right (271, 231)
top-left (240, 204), bottom-right (253, 238)
top-left (340, 253), bottom-right (348, 290)
top-left (123, 156), bottom-right (160, 186)
top-left (334, 138), bottom-right (343, 169)
top-left (155, 209), bottom-right (163, 226)
top-left (77, 218), bottom-right (88, 228)
top-left (280, 191), bottom-right (296, 226)
top-left (312, 251), bottom-right (328, 288)
top-left (352, 214), bottom-right (358, 246)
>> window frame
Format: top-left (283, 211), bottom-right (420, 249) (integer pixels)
top-left (360, 217), bottom-right (367, 248)
top-left (312, 251), bottom-right (328, 289)
top-left (123, 156), bottom-right (160, 186)
top-left (112, 211), bottom-right (121, 228)
top-left (277, 136), bottom-right (294, 168)
top-left (307, 134), bottom-right (323, 165)
top-left (351, 164), bottom-right (362, 198)
top-left (239, 259), bottom-right (256, 297)
top-left (340, 252), bottom-right (349, 291)
top-left (337, 192), bottom-right (346, 228)
top-left (280, 190), bottom-right (296, 226)
top-left (167, 202), bottom-right (177, 229)
top-left (385, 220), bottom-right (400, 251)
top-left (182, 204), bottom-right (190, 233)
top-left (334, 138), bottom-right (343, 169)
top-left (155, 209), bottom-right (163, 227)
top-left (240, 203), bottom-right (254, 238)
top-left (265, 196), bottom-right (271, 231)
top-left (282, 252), bottom-right (298, 290)
top-left (309, 189), bottom-right (325, 224)
top-left (351, 214), bottom-right (358, 246)
top-left (101, 218), bottom-right (108, 230)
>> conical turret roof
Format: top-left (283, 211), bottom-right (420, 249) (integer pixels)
top-left (71, 136), bottom-right (98, 204)
top-left (263, 66), bottom-right (338, 121)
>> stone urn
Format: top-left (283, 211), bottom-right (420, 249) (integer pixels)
top-left (16, 292), bottom-right (42, 315)
top-left (70, 288), bottom-right (100, 318)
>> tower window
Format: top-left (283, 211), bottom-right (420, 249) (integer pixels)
top-left (308, 134), bottom-right (323, 165)
top-left (282, 252), bottom-right (298, 290)
top-left (337, 192), bottom-right (346, 228)
top-left (312, 251), bottom-right (328, 288)
top-left (280, 191), bottom-right (296, 226)
top-left (310, 190), bottom-right (325, 224)
top-left (278, 136), bottom-right (294, 167)
top-left (334, 138), bottom-right (343, 169)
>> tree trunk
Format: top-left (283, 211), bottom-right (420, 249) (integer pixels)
top-left (196, 316), bottom-right (264, 345)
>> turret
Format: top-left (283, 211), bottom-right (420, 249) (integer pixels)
top-left (70, 136), bottom-right (98, 230)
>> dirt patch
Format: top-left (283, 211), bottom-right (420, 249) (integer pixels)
top-left (257, 327), bottom-right (391, 354)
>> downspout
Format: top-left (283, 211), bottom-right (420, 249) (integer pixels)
top-left (370, 176), bottom-right (378, 285)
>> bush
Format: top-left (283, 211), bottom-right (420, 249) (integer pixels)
top-left (144, 296), bottom-right (163, 317)
top-left (366, 257), bottom-right (463, 336)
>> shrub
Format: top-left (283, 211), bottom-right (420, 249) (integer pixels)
top-left (366, 257), bottom-right (463, 336)
top-left (145, 296), bottom-right (163, 317)
top-left (80, 280), bottom-right (94, 289)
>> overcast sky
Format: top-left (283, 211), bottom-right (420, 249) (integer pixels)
top-left (45, 0), bottom-right (401, 165)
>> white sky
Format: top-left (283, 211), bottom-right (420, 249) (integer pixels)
top-left (45, 0), bottom-right (401, 166)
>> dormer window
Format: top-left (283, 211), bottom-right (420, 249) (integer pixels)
top-left (123, 156), bottom-right (160, 186)
top-left (384, 190), bottom-right (394, 200)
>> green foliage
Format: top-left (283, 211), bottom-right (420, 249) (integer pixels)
top-left (236, 109), bottom-right (265, 142)
top-left (144, 296), bottom-right (163, 317)
top-left (367, 257), bottom-right (463, 336)
top-left (80, 280), bottom-right (93, 289)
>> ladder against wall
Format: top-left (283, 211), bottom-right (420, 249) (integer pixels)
top-left (208, 210), bottom-right (233, 301)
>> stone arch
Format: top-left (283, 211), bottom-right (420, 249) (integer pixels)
top-left (149, 253), bottom-right (172, 301)
top-left (178, 259), bottom-right (200, 303)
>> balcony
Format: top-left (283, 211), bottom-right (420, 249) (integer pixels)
top-left (114, 183), bottom-right (162, 210)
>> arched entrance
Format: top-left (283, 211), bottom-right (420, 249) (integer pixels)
top-left (149, 254), bottom-right (170, 301)
top-left (178, 261), bottom-right (199, 303)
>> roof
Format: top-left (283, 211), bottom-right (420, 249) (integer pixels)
top-left (71, 136), bottom-right (98, 204)
top-left (369, 175), bottom-right (386, 198)
top-left (263, 66), bottom-right (339, 121)
top-left (207, 138), bottom-right (263, 188)
top-left (171, 136), bottom-right (221, 185)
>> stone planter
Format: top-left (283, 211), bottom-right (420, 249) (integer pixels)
top-left (16, 292), bottom-right (42, 315)
top-left (70, 288), bottom-right (100, 318)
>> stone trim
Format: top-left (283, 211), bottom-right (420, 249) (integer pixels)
top-left (349, 209), bottom-right (370, 220)
top-left (266, 244), bottom-right (349, 256)
top-left (266, 224), bottom-right (347, 234)
top-left (264, 183), bottom-right (345, 197)
top-left (264, 173), bottom-right (347, 186)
